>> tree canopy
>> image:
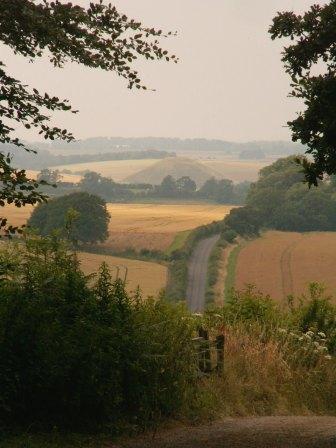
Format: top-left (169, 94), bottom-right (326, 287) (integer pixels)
top-left (28, 192), bottom-right (110, 244)
top-left (0, 0), bottom-right (176, 233)
top-left (270, 1), bottom-right (336, 185)
top-left (225, 156), bottom-right (336, 235)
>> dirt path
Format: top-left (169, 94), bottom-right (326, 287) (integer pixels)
top-left (186, 234), bottom-right (220, 312)
top-left (117, 416), bottom-right (336, 448)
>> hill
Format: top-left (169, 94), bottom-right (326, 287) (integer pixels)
top-left (125, 157), bottom-right (218, 187)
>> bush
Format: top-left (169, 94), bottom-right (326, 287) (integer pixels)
top-left (0, 237), bottom-right (196, 431)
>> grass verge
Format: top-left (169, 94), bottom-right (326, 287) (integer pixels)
top-left (224, 243), bottom-right (244, 301)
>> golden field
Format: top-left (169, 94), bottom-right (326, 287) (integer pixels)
top-left (78, 252), bottom-right (167, 298)
top-left (2, 203), bottom-right (233, 252)
top-left (53, 158), bottom-right (161, 182)
top-left (235, 231), bottom-right (336, 301)
top-left (104, 203), bottom-right (233, 251)
top-left (201, 158), bottom-right (271, 182)
top-left (26, 170), bottom-right (81, 184)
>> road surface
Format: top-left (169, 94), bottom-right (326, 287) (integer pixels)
top-left (117, 416), bottom-right (336, 448)
top-left (186, 234), bottom-right (220, 312)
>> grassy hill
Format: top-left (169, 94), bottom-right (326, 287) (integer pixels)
top-left (124, 157), bottom-right (219, 187)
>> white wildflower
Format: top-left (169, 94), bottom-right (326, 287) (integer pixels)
top-left (325, 355), bottom-right (332, 360)
top-left (318, 332), bottom-right (326, 339)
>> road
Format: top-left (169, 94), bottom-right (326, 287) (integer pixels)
top-left (186, 234), bottom-right (220, 312)
top-left (117, 416), bottom-right (336, 448)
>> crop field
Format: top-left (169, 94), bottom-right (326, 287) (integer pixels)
top-left (53, 158), bottom-right (161, 182)
top-left (234, 231), bottom-right (336, 302)
top-left (78, 252), bottom-right (167, 298)
top-left (26, 170), bottom-right (81, 183)
top-left (2, 203), bottom-right (233, 252)
top-left (200, 158), bottom-right (272, 182)
top-left (104, 203), bottom-right (233, 252)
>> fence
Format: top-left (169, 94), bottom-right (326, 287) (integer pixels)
top-left (193, 327), bottom-right (225, 374)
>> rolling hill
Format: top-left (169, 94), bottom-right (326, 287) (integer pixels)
top-left (124, 157), bottom-right (218, 187)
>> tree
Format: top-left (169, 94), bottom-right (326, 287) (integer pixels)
top-left (37, 168), bottom-right (62, 184)
top-left (28, 192), bottom-right (110, 244)
top-left (176, 176), bottom-right (196, 196)
top-left (0, 1), bottom-right (177, 233)
top-left (270, 1), bottom-right (336, 185)
top-left (198, 177), bottom-right (235, 203)
top-left (157, 175), bottom-right (178, 197)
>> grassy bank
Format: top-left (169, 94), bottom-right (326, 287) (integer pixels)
top-left (224, 243), bottom-right (244, 300)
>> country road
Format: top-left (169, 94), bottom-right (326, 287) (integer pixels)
top-left (117, 416), bottom-right (336, 448)
top-left (186, 234), bottom-right (220, 312)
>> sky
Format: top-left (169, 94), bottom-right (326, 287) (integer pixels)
top-left (2, 0), bottom-right (324, 142)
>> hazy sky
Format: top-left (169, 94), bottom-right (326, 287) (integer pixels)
top-left (2, 0), bottom-right (324, 142)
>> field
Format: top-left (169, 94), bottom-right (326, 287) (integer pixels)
top-left (52, 155), bottom-right (271, 184)
top-left (201, 158), bottom-right (271, 182)
top-left (2, 202), bottom-right (233, 252)
top-left (53, 159), bottom-right (161, 182)
top-left (78, 252), bottom-right (167, 298)
top-left (104, 203), bottom-right (233, 252)
top-left (234, 231), bottom-right (336, 301)
top-left (26, 170), bottom-right (81, 183)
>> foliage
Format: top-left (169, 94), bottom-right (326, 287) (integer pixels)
top-left (223, 156), bottom-right (336, 236)
top-left (270, 1), bottom-right (336, 185)
top-left (205, 239), bottom-right (227, 305)
top-left (0, 0), bottom-right (176, 231)
top-left (28, 192), bottom-right (110, 244)
top-left (0, 236), bottom-right (196, 431)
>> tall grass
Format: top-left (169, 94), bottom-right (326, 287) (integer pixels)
top-left (224, 243), bottom-right (243, 300)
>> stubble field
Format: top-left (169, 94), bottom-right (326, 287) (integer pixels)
top-left (78, 252), bottom-right (167, 298)
top-left (3, 203), bottom-right (232, 252)
top-left (104, 203), bottom-right (233, 252)
top-left (53, 158), bottom-right (161, 182)
top-left (235, 231), bottom-right (336, 302)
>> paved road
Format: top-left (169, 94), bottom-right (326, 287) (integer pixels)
top-left (118, 416), bottom-right (336, 448)
top-left (186, 234), bottom-right (220, 312)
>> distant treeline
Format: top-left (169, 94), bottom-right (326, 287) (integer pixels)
top-left (3, 145), bottom-right (174, 170)
top-left (3, 137), bottom-right (304, 157)
top-left (37, 169), bottom-right (250, 205)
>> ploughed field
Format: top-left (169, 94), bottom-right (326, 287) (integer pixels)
top-left (235, 231), bottom-right (336, 301)
top-left (78, 252), bottom-right (167, 298)
top-left (104, 203), bottom-right (233, 252)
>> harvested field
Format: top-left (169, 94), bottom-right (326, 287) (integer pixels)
top-left (2, 204), bottom-right (34, 227)
top-left (201, 158), bottom-right (270, 182)
top-left (235, 231), bottom-right (336, 301)
top-left (78, 252), bottom-right (167, 298)
top-left (26, 170), bottom-right (81, 183)
top-left (53, 158), bottom-right (161, 182)
top-left (2, 203), bottom-right (233, 252)
top-left (104, 203), bottom-right (233, 252)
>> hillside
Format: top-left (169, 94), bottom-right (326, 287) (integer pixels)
top-left (125, 157), bottom-right (218, 187)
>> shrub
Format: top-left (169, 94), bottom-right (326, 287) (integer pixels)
top-left (0, 237), bottom-right (196, 431)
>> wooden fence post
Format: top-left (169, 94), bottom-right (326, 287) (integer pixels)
top-left (216, 334), bottom-right (225, 373)
top-left (198, 327), bottom-right (212, 373)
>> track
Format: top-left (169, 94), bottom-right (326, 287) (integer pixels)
top-left (186, 234), bottom-right (220, 312)
top-left (118, 416), bottom-right (336, 448)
